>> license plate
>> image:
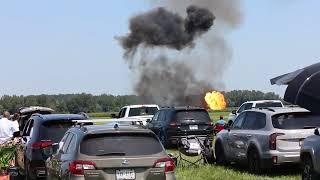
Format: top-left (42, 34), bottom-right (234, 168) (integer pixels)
top-left (116, 169), bottom-right (135, 180)
top-left (190, 142), bottom-right (200, 149)
top-left (189, 125), bottom-right (198, 130)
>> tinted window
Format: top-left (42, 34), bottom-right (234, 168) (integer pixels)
top-left (232, 113), bottom-right (246, 129)
top-left (66, 135), bottom-right (77, 154)
top-left (158, 111), bottom-right (165, 121)
top-left (175, 110), bottom-right (210, 122)
top-left (237, 104), bottom-right (247, 113)
top-left (39, 121), bottom-right (76, 142)
top-left (152, 111), bottom-right (160, 121)
top-left (242, 112), bottom-right (266, 130)
top-left (272, 112), bottom-right (320, 129)
top-left (255, 102), bottom-right (282, 108)
top-left (128, 107), bottom-right (158, 117)
top-left (80, 133), bottom-right (163, 156)
top-left (119, 108), bottom-right (126, 118)
top-left (62, 134), bottom-right (73, 153)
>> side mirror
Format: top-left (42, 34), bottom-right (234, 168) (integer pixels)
top-left (111, 113), bottom-right (118, 118)
top-left (232, 110), bottom-right (237, 115)
top-left (12, 131), bottom-right (22, 138)
top-left (315, 128), bottom-right (320, 136)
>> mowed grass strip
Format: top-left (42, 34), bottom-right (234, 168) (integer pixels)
top-left (176, 165), bottom-right (300, 180)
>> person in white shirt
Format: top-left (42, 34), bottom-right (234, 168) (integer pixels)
top-left (0, 111), bottom-right (19, 144)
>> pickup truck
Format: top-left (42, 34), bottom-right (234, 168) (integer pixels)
top-left (113, 104), bottom-right (160, 125)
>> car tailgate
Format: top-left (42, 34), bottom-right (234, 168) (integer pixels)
top-left (276, 129), bottom-right (315, 152)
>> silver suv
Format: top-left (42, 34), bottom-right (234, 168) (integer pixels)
top-left (215, 107), bottom-right (320, 174)
top-left (300, 128), bottom-right (320, 180)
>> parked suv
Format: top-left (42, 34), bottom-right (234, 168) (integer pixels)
top-left (215, 107), bottom-right (320, 174)
top-left (146, 107), bottom-right (214, 147)
top-left (228, 100), bottom-right (284, 121)
top-left (300, 128), bottom-right (320, 180)
top-left (45, 124), bottom-right (176, 180)
top-left (15, 114), bottom-right (88, 179)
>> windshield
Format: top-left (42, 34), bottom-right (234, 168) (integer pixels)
top-left (272, 112), bottom-right (320, 129)
top-left (128, 107), bottom-right (158, 117)
top-left (39, 121), bottom-right (76, 142)
top-left (175, 110), bottom-right (211, 122)
top-left (255, 102), bottom-right (283, 108)
top-left (80, 133), bottom-right (163, 156)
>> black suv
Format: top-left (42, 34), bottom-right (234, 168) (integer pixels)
top-left (15, 114), bottom-right (88, 179)
top-left (146, 107), bottom-right (214, 147)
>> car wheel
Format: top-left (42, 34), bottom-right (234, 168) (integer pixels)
top-left (248, 148), bottom-right (263, 174)
top-left (302, 155), bottom-right (320, 180)
top-left (215, 142), bottom-right (229, 166)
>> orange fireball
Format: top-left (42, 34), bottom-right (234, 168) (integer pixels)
top-left (204, 91), bottom-right (227, 110)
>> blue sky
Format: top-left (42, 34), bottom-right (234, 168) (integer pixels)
top-left (0, 0), bottom-right (319, 97)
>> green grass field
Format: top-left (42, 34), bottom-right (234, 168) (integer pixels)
top-left (88, 110), bottom-right (301, 180)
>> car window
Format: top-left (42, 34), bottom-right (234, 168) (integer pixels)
top-left (237, 104), bottom-right (247, 113)
top-left (242, 112), bottom-right (266, 130)
top-left (232, 113), bottom-right (246, 129)
top-left (152, 111), bottom-right (160, 121)
top-left (39, 120), bottom-right (76, 142)
top-left (58, 133), bottom-right (70, 152)
top-left (66, 134), bottom-right (77, 154)
top-left (25, 120), bottom-right (34, 136)
top-left (272, 112), bottom-right (320, 129)
top-left (175, 110), bottom-right (210, 122)
top-left (22, 120), bottom-right (31, 136)
top-left (255, 102), bottom-right (283, 108)
top-left (119, 108), bottom-right (127, 118)
top-left (62, 134), bottom-right (73, 153)
top-left (158, 111), bottom-right (165, 121)
top-left (128, 107), bottom-right (158, 117)
top-left (80, 133), bottom-right (163, 156)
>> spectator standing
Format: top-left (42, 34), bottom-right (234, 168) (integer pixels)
top-left (0, 112), bottom-right (19, 144)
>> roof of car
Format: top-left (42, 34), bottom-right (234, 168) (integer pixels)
top-left (246, 107), bottom-right (309, 115)
top-left (19, 106), bottom-right (54, 114)
top-left (161, 106), bottom-right (205, 110)
top-left (244, 100), bottom-right (283, 104)
top-left (32, 114), bottom-right (88, 121)
top-left (75, 124), bottom-right (152, 134)
top-left (122, 104), bottom-right (159, 108)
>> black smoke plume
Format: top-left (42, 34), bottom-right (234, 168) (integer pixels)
top-left (119, 5), bottom-right (215, 58)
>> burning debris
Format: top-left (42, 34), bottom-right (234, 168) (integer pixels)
top-left (118, 1), bottom-right (243, 107)
top-left (118, 5), bottom-right (215, 59)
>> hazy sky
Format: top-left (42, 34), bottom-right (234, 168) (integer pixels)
top-left (0, 0), bottom-right (319, 97)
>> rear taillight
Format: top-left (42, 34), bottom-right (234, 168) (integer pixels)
top-left (169, 121), bottom-right (178, 128)
top-left (69, 160), bottom-right (96, 175)
top-left (154, 157), bottom-right (175, 172)
top-left (207, 121), bottom-right (214, 126)
top-left (269, 133), bottom-right (285, 150)
top-left (31, 140), bottom-right (54, 149)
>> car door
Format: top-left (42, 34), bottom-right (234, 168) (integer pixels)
top-left (61, 133), bottom-right (78, 179)
top-left (49, 132), bottom-right (72, 180)
top-left (238, 112), bottom-right (266, 160)
top-left (146, 111), bottom-right (160, 133)
top-left (16, 120), bottom-right (30, 170)
top-left (227, 112), bottom-right (247, 161)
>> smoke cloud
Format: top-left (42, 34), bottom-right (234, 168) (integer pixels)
top-left (118, 5), bottom-right (215, 59)
top-left (118, 1), bottom-right (243, 106)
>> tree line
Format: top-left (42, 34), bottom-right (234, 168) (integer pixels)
top-left (0, 90), bottom-right (281, 113)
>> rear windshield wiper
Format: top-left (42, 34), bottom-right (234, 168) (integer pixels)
top-left (304, 126), bottom-right (317, 129)
top-left (95, 152), bottom-right (126, 156)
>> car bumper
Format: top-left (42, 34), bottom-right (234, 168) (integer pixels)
top-left (71, 172), bottom-right (176, 180)
top-left (260, 151), bottom-right (300, 168)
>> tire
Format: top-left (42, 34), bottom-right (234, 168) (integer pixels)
top-left (302, 155), bottom-right (320, 180)
top-left (215, 142), bottom-right (229, 166)
top-left (247, 148), bottom-right (263, 174)
top-left (204, 148), bottom-right (215, 164)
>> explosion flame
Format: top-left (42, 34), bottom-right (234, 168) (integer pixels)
top-left (204, 91), bottom-right (227, 110)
